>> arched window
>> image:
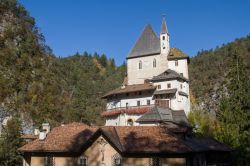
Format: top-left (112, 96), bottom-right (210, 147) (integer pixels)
top-left (139, 61), bottom-right (142, 69)
top-left (127, 119), bottom-right (134, 126)
top-left (112, 153), bottom-right (122, 166)
top-left (77, 155), bottom-right (88, 166)
top-left (153, 59), bottom-right (156, 68)
top-left (162, 36), bottom-right (165, 40)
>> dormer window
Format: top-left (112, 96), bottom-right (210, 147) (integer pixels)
top-left (153, 59), bottom-right (156, 68)
top-left (139, 61), bottom-right (142, 69)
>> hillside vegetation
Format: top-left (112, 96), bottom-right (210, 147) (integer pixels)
top-left (189, 35), bottom-right (250, 111)
top-left (0, 0), bottom-right (249, 165)
top-left (0, 0), bottom-right (125, 128)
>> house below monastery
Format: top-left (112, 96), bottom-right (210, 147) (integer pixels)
top-left (19, 123), bottom-right (231, 166)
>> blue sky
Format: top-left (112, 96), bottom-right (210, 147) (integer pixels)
top-left (20, 0), bottom-right (250, 65)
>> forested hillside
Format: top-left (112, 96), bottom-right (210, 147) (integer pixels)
top-left (189, 35), bottom-right (250, 111)
top-left (0, 0), bottom-right (125, 128)
top-left (0, 0), bottom-right (249, 164)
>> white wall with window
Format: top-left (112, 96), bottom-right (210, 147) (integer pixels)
top-left (168, 59), bottom-right (189, 79)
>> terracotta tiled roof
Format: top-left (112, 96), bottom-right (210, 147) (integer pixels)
top-left (101, 107), bottom-right (151, 117)
top-left (19, 123), bottom-right (97, 153)
top-left (19, 123), bottom-right (231, 155)
top-left (101, 126), bottom-right (192, 154)
top-left (102, 83), bottom-right (156, 98)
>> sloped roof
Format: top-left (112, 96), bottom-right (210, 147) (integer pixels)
top-left (151, 69), bottom-right (188, 82)
top-left (136, 107), bottom-right (188, 125)
top-left (19, 123), bottom-right (97, 153)
top-left (154, 88), bottom-right (177, 95)
top-left (127, 24), bottom-right (160, 58)
top-left (168, 48), bottom-right (189, 60)
top-left (101, 126), bottom-right (192, 154)
top-left (19, 123), bottom-right (231, 155)
top-left (102, 83), bottom-right (156, 98)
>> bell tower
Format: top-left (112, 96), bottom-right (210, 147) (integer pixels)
top-left (160, 16), bottom-right (170, 55)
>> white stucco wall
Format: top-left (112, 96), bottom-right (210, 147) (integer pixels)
top-left (127, 54), bottom-right (168, 85)
top-left (168, 59), bottom-right (189, 79)
top-left (106, 94), bottom-right (154, 110)
top-left (105, 114), bottom-right (142, 126)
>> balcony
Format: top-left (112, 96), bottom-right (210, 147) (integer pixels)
top-left (102, 105), bottom-right (153, 117)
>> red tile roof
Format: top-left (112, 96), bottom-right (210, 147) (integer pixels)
top-left (101, 126), bottom-right (192, 154)
top-left (19, 123), bottom-right (97, 153)
top-left (19, 123), bottom-right (231, 155)
top-left (101, 107), bottom-right (151, 117)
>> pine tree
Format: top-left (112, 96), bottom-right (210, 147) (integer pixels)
top-left (0, 117), bottom-right (23, 166)
top-left (217, 50), bottom-right (250, 165)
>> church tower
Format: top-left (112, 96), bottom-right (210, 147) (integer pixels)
top-left (102, 18), bottom-right (190, 126)
top-left (160, 17), bottom-right (170, 55)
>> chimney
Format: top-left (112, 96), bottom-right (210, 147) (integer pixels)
top-left (42, 123), bottom-right (50, 134)
top-left (34, 128), bottom-right (40, 136)
top-left (39, 131), bottom-right (46, 140)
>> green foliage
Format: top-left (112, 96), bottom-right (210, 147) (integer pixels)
top-left (189, 35), bottom-right (250, 110)
top-left (0, 0), bottom-right (127, 127)
top-left (0, 117), bottom-right (23, 166)
top-left (215, 51), bottom-right (250, 165)
top-left (188, 95), bottom-right (217, 137)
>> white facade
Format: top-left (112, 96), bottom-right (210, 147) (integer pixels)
top-left (104, 18), bottom-right (190, 126)
top-left (168, 59), bottom-right (189, 79)
top-left (127, 54), bottom-right (168, 85)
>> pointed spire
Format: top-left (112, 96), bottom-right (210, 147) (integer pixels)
top-left (161, 15), bottom-right (168, 34)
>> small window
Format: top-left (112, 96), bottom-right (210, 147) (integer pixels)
top-left (153, 59), bottom-right (156, 68)
top-left (162, 36), bottom-right (165, 40)
top-left (112, 154), bottom-right (122, 166)
top-left (180, 84), bottom-right (183, 89)
top-left (167, 83), bottom-right (171, 88)
top-left (175, 60), bottom-right (178, 66)
top-left (139, 91), bottom-right (142, 95)
top-left (139, 61), bottom-right (142, 69)
top-left (126, 93), bottom-right (129, 97)
top-left (137, 101), bottom-right (140, 106)
top-left (157, 85), bottom-right (161, 89)
top-left (127, 119), bottom-right (133, 126)
top-left (180, 73), bottom-right (183, 77)
top-left (44, 156), bottom-right (54, 166)
top-left (78, 156), bottom-right (88, 166)
top-left (150, 158), bottom-right (161, 166)
top-left (126, 102), bottom-right (129, 109)
top-left (147, 100), bottom-right (150, 105)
